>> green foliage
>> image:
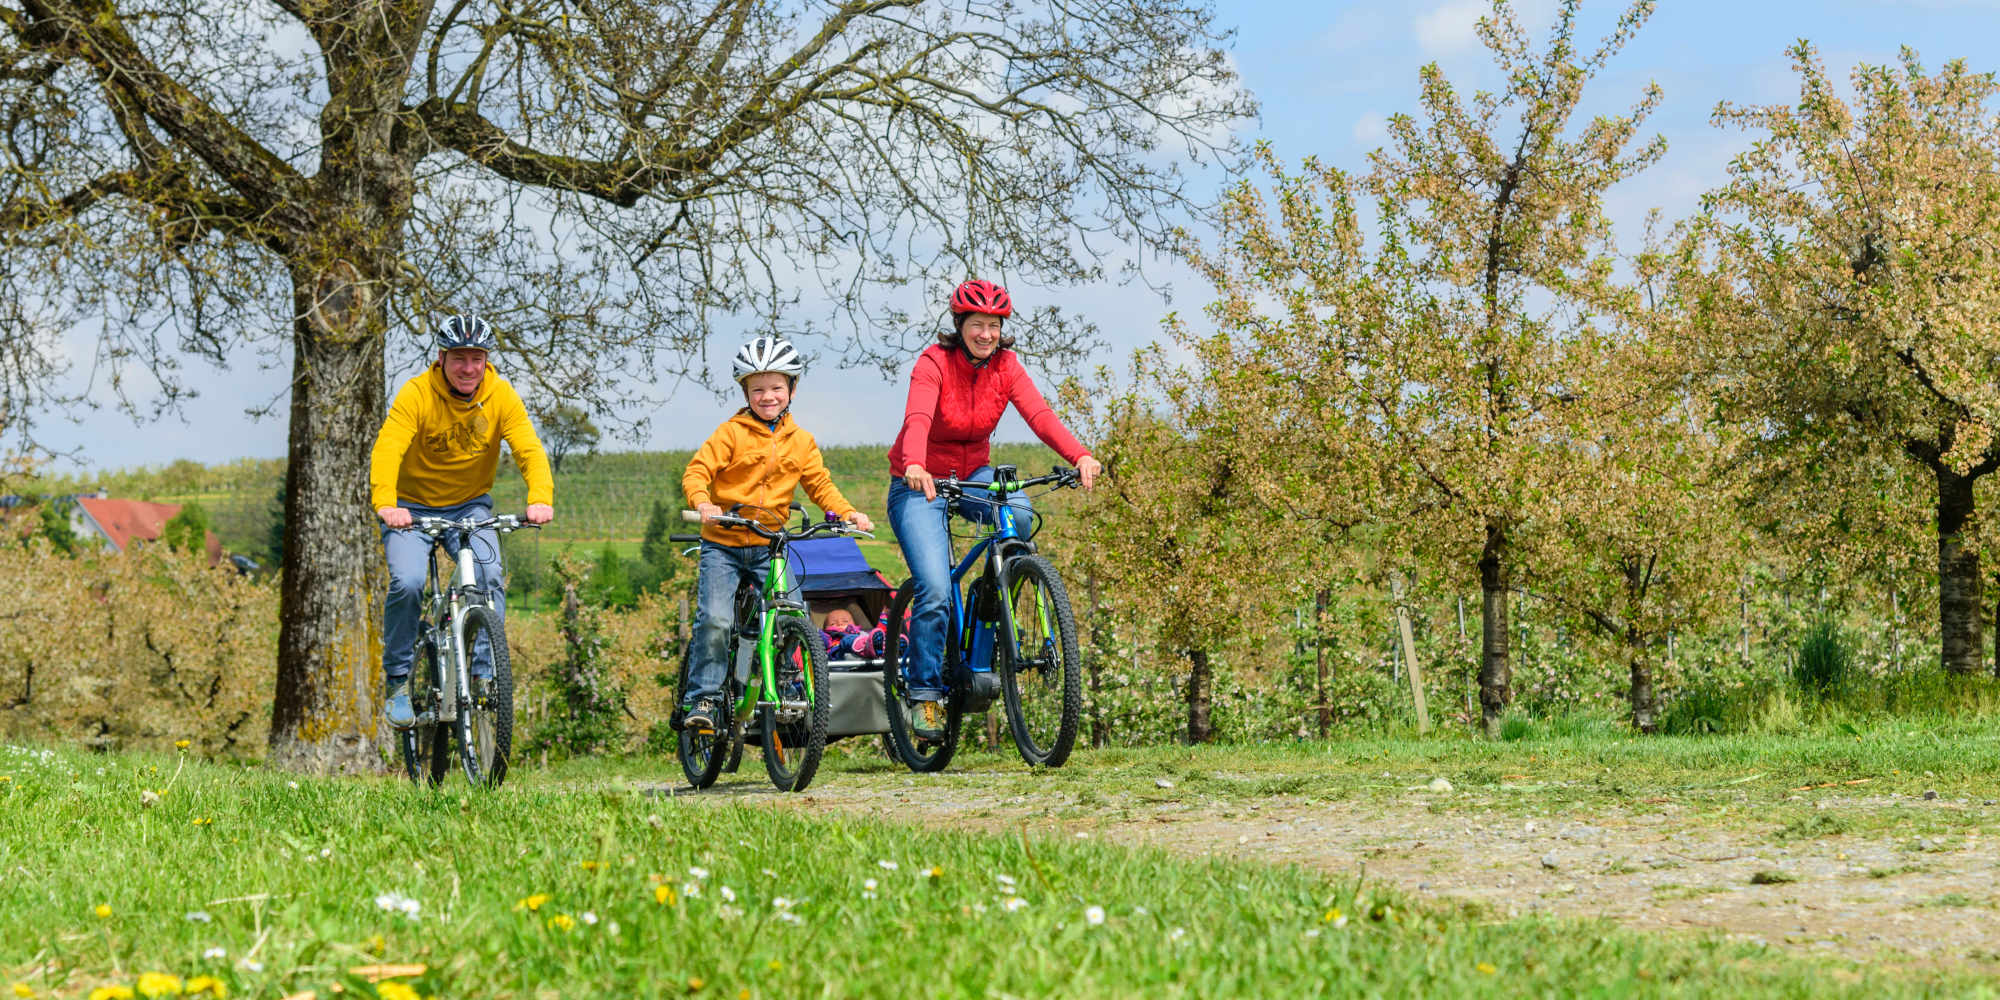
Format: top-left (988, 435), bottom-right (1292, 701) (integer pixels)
top-left (580, 543), bottom-right (635, 609)
top-left (639, 500), bottom-right (672, 571)
top-left (35, 502), bottom-right (77, 555)
top-left (160, 501), bottom-right (209, 553)
top-left (523, 558), bottom-right (631, 761)
top-left (264, 481), bottom-right (287, 569)
top-left (1793, 619), bottom-right (1853, 696)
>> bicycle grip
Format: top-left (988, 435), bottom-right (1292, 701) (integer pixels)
top-left (682, 510), bottom-right (703, 523)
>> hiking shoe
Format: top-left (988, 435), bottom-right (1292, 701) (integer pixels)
top-left (914, 699), bottom-right (946, 739)
top-left (684, 700), bottom-right (718, 733)
top-left (384, 676), bottom-right (415, 728)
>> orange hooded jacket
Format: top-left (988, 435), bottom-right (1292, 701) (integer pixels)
top-left (683, 409), bottom-right (855, 547)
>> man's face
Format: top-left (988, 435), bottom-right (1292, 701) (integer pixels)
top-left (440, 348), bottom-right (488, 395)
top-left (960, 314), bottom-right (1004, 359)
top-left (743, 372), bottom-right (792, 421)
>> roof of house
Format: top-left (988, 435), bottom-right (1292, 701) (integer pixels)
top-left (74, 496), bottom-right (224, 565)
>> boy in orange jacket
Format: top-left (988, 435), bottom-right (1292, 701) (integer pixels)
top-left (679, 336), bottom-right (874, 731)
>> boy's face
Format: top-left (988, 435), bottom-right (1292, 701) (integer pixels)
top-left (823, 609), bottom-right (855, 630)
top-left (743, 372), bottom-right (792, 421)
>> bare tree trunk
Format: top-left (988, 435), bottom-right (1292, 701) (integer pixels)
top-left (1478, 517), bottom-right (1512, 738)
top-left (1626, 636), bottom-right (1658, 735)
top-left (1315, 587), bottom-right (1330, 738)
top-left (268, 261), bottom-right (389, 772)
top-left (1185, 647), bottom-right (1212, 744)
top-left (1938, 467), bottom-right (1983, 675)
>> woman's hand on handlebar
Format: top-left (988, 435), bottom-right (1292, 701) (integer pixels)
top-left (1076, 455), bottom-right (1102, 490)
top-left (903, 464), bottom-right (936, 502)
top-left (525, 503), bottom-right (554, 525)
top-left (378, 506), bottom-right (412, 528)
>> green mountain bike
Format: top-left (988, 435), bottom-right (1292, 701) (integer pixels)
top-left (669, 506), bottom-right (871, 792)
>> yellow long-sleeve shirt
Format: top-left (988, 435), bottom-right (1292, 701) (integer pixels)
top-left (683, 409), bottom-right (855, 547)
top-left (370, 364), bottom-right (554, 511)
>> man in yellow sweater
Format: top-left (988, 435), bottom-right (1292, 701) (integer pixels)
top-left (370, 314), bottom-right (554, 726)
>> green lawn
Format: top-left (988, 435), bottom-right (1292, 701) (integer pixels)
top-left (4, 739), bottom-right (1996, 999)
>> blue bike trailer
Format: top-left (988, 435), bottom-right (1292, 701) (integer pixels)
top-left (785, 535), bottom-right (895, 737)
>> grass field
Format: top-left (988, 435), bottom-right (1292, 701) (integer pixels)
top-left (6, 730), bottom-right (2000, 999)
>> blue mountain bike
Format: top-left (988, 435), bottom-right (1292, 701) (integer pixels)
top-left (882, 466), bottom-right (1083, 771)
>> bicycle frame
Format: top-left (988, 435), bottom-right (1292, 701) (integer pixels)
top-left (942, 497), bottom-right (1029, 679)
top-left (417, 526), bottom-right (494, 727)
top-left (730, 544), bottom-right (815, 722)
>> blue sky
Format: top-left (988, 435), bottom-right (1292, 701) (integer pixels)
top-left (38, 0), bottom-right (2000, 475)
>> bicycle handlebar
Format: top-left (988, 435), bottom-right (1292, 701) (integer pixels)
top-left (397, 514), bottom-right (542, 535)
top-left (678, 509), bottom-right (873, 542)
top-left (933, 466), bottom-right (1081, 499)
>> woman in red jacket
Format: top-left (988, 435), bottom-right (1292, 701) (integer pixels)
top-left (887, 279), bottom-right (1102, 735)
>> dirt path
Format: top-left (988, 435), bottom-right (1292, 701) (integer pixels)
top-left (694, 773), bottom-right (2000, 965)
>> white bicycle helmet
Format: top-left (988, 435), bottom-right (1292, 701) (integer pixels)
top-left (434, 313), bottom-right (498, 353)
top-left (731, 336), bottom-right (805, 384)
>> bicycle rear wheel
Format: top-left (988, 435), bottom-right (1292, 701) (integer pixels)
top-left (999, 555), bottom-right (1082, 767)
top-left (676, 642), bottom-right (731, 789)
top-left (760, 616), bottom-right (830, 791)
top-left (456, 604), bottom-right (514, 788)
top-left (882, 577), bottom-right (961, 772)
top-left (399, 631), bottom-right (450, 786)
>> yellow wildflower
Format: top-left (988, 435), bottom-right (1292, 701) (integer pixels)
top-left (136, 973), bottom-right (181, 998)
top-left (767, 960), bottom-right (781, 972)
top-left (513, 893), bottom-right (551, 912)
top-left (367, 934), bottom-right (387, 956)
top-left (184, 977), bottom-right (227, 997)
top-left (738, 990), bottom-right (750, 1000)
top-left (0, 775), bottom-right (11, 784)
top-left (10, 983), bottom-right (33, 998)
top-left (192, 816), bottom-right (212, 826)
top-left (175, 740), bottom-right (190, 750)
top-left (87, 988), bottom-right (134, 1000)
top-left (687, 977), bottom-right (704, 991)
top-left (375, 983), bottom-right (420, 1000)
top-left (547, 913), bottom-right (576, 932)
top-left (654, 884), bottom-right (677, 906)
top-left (93, 903), bottom-right (112, 919)
top-left (580, 860), bottom-right (601, 871)
top-left (1476, 962), bottom-right (1497, 975)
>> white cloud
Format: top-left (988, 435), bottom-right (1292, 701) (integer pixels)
top-left (1352, 111), bottom-right (1387, 145)
top-left (1414, 1), bottom-right (1487, 57)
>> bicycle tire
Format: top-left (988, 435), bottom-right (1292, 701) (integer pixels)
top-left (399, 631), bottom-right (450, 786)
top-left (882, 577), bottom-right (962, 772)
top-left (456, 604), bottom-right (514, 788)
top-left (675, 643), bottom-right (730, 789)
top-left (761, 616), bottom-right (830, 791)
top-left (998, 555), bottom-right (1083, 767)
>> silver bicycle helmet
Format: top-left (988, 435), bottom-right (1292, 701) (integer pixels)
top-left (434, 313), bottom-right (498, 353)
top-left (730, 335), bottom-right (805, 384)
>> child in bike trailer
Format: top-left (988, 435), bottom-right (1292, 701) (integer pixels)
top-left (680, 336), bottom-right (876, 732)
top-left (820, 607), bottom-right (889, 660)
top-left (370, 314), bottom-right (555, 727)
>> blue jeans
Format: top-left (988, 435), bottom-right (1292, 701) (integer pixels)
top-left (684, 540), bottom-right (804, 708)
top-left (382, 495), bottom-right (504, 682)
top-left (887, 468), bottom-right (1033, 701)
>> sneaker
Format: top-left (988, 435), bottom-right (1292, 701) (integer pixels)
top-left (384, 676), bottom-right (415, 728)
top-left (914, 699), bottom-right (946, 739)
top-left (683, 700), bottom-right (718, 733)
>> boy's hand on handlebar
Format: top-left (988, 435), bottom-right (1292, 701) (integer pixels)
top-left (1076, 455), bottom-right (1102, 490)
top-left (525, 503), bottom-right (554, 525)
top-left (378, 506), bottom-right (412, 528)
top-left (904, 464), bottom-right (936, 502)
top-left (697, 502), bottom-right (726, 523)
top-left (845, 511), bottom-right (875, 533)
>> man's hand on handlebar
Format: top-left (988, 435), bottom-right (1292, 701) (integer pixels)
top-left (525, 503), bottom-right (554, 525)
top-left (378, 506), bottom-right (413, 529)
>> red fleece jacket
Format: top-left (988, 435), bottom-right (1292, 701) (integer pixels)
top-left (887, 345), bottom-right (1089, 477)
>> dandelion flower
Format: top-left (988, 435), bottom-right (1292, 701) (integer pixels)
top-left (877, 859), bottom-right (898, 871)
top-left (580, 860), bottom-right (601, 871)
top-left (547, 913), bottom-right (576, 932)
top-left (135, 973), bottom-right (181, 998)
top-left (1322, 908), bottom-right (1348, 929)
top-left (687, 977), bottom-right (704, 990)
top-left (376, 982), bottom-right (421, 1000)
top-left (767, 960), bottom-right (782, 971)
top-left (514, 893), bottom-right (551, 912)
top-left (1084, 906), bottom-right (1105, 926)
top-left (654, 884), bottom-right (678, 906)
top-left (93, 903), bottom-right (112, 919)
top-left (87, 987), bottom-right (133, 1000)
top-left (184, 976), bottom-right (226, 997)
top-left (174, 740), bottom-right (190, 750)
top-left (203, 947), bottom-right (226, 960)
top-left (11, 984), bottom-right (33, 998)
top-left (1476, 962), bottom-right (1497, 975)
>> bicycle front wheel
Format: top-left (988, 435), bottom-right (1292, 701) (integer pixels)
top-left (456, 604), bottom-right (514, 787)
top-left (999, 555), bottom-right (1082, 767)
top-left (400, 632), bottom-right (450, 786)
top-left (882, 577), bottom-right (961, 772)
top-left (761, 617), bottom-right (830, 791)
top-left (675, 643), bottom-right (729, 789)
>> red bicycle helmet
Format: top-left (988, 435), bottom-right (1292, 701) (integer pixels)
top-left (948, 279), bottom-right (1013, 318)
